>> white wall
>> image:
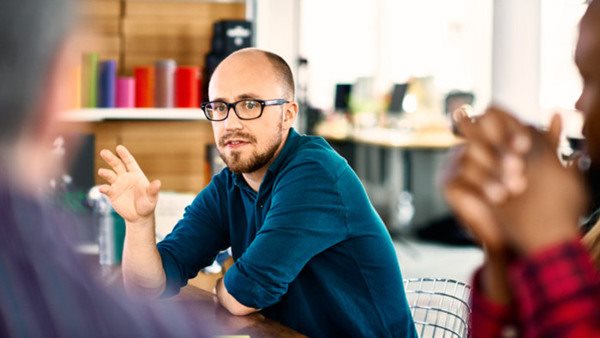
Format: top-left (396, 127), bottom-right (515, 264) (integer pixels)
top-left (539, 0), bottom-right (587, 130)
top-left (253, 0), bottom-right (585, 126)
top-left (299, 0), bottom-right (378, 109)
top-left (300, 0), bottom-right (493, 113)
top-left (490, 0), bottom-right (587, 126)
top-left (253, 0), bottom-right (300, 87)
top-left (491, 0), bottom-right (541, 124)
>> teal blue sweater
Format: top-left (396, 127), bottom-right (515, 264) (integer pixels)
top-left (157, 129), bottom-right (416, 337)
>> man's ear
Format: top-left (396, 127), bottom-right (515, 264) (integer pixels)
top-left (284, 101), bottom-right (299, 127)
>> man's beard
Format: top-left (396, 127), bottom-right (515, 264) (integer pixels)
top-left (218, 120), bottom-right (284, 174)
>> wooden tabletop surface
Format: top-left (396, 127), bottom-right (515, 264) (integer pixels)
top-left (82, 253), bottom-right (305, 337)
top-left (175, 286), bottom-right (306, 337)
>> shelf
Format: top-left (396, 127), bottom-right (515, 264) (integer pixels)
top-left (62, 108), bottom-right (208, 122)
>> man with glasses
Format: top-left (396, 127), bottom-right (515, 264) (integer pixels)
top-left (99, 48), bottom-right (416, 337)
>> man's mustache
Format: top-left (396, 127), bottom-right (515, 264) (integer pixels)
top-left (218, 132), bottom-right (257, 147)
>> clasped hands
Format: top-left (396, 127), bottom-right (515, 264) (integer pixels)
top-left (444, 106), bottom-right (586, 256)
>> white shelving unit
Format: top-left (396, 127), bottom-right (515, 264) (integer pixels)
top-left (62, 108), bottom-right (208, 122)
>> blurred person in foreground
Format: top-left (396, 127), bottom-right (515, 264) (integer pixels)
top-left (444, 1), bottom-right (600, 337)
top-left (0, 0), bottom-right (213, 336)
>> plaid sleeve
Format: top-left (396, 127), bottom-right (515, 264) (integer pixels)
top-left (470, 267), bottom-right (516, 338)
top-left (509, 239), bottom-right (600, 338)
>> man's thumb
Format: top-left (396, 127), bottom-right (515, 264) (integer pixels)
top-left (148, 179), bottom-right (161, 199)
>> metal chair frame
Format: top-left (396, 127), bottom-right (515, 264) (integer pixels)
top-left (403, 277), bottom-right (472, 338)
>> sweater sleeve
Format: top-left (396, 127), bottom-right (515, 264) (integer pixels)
top-left (157, 175), bottom-right (229, 296)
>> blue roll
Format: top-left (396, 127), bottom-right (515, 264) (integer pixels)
top-left (99, 60), bottom-right (117, 108)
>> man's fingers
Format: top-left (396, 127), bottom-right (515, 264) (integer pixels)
top-left (98, 184), bottom-right (112, 196)
top-left (100, 149), bottom-right (127, 175)
top-left (116, 145), bottom-right (142, 173)
top-left (147, 179), bottom-right (161, 199)
top-left (98, 168), bottom-right (117, 184)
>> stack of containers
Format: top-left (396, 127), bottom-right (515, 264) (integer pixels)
top-left (77, 0), bottom-right (248, 110)
top-left (77, 0), bottom-right (121, 109)
top-left (80, 56), bottom-right (203, 108)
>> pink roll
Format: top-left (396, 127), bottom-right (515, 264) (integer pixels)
top-left (116, 77), bottom-right (135, 108)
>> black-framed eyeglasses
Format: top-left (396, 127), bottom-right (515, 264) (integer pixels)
top-left (201, 99), bottom-right (289, 121)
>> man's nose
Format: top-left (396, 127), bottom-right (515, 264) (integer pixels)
top-left (223, 106), bottom-right (243, 129)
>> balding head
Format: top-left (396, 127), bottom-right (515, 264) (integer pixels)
top-left (209, 48), bottom-right (295, 102)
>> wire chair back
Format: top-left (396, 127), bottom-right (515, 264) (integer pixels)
top-left (403, 278), bottom-right (471, 338)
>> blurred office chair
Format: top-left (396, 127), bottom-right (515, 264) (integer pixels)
top-left (403, 278), bottom-right (471, 338)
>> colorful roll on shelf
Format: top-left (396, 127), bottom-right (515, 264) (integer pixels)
top-left (175, 66), bottom-right (200, 108)
top-left (116, 77), bottom-right (135, 108)
top-left (78, 55), bottom-right (203, 109)
top-left (81, 53), bottom-right (99, 108)
top-left (134, 66), bottom-right (154, 108)
top-left (99, 60), bottom-right (117, 108)
top-left (155, 60), bottom-right (176, 108)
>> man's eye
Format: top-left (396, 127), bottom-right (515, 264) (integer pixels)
top-left (245, 101), bottom-right (257, 109)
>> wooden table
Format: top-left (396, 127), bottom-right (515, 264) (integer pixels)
top-left (83, 254), bottom-right (305, 337)
top-left (175, 286), bottom-right (306, 337)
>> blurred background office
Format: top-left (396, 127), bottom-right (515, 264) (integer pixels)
top-left (61, 0), bottom-right (589, 286)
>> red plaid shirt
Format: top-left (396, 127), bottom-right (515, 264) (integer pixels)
top-left (470, 239), bottom-right (600, 338)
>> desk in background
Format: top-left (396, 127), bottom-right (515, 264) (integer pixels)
top-left (319, 126), bottom-right (462, 233)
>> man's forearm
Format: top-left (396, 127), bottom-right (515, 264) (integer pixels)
top-left (122, 214), bottom-right (166, 297)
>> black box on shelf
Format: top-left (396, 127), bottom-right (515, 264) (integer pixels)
top-left (211, 20), bottom-right (253, 55)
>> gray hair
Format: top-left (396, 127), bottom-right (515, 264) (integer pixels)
top-left (0, 0), bottom-right (74, 143)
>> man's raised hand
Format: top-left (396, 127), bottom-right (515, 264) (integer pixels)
top-left (98, 145), bottom-right (161, 225)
